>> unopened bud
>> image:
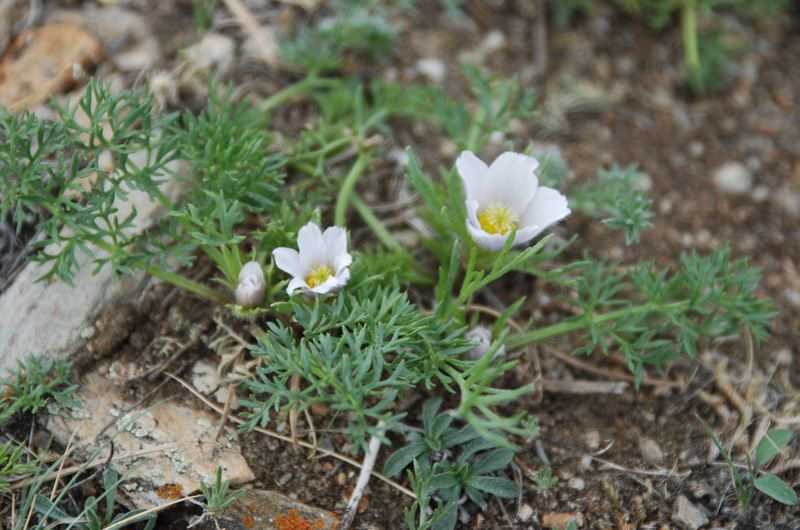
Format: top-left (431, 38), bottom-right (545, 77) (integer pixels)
top-left (235, 261), bottom-right (265, 308)
top-left (464, 326), bottom-right (505, 361)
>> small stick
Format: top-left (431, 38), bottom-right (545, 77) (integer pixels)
top-left (540, 380), bottom-right (628, 395)
top-left (533, 0), bottom-right (548, 77)
top-left (289, 373), bottom-right (300, 449)
top-left (169, 373), bottom-right (416, 498)
top-left (215, 350), bottom-right (244, 442)
top-left (340, 421), bottom-right (386, 530)
top-left (220, 0), bottom-right (276, 65)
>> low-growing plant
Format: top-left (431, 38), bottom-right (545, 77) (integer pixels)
top-left (699, 416), bottom-right (798, 507)
top-left (0, 4), bottom-right (787, 527)
top-left (551, 0), bottom-right (790, 94)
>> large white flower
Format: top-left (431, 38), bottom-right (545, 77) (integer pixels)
top-left (457, 150), bottom-right (571, 251)
top-left (235, 261), bottom-right (266, 308)
top-left (273, 222), bottom-right (352, 296)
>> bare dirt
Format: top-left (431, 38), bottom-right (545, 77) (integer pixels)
top-left (2, 1), bottom-right (800, 529)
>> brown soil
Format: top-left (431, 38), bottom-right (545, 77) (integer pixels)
top-left (3, 1), bottom-right (800, 529)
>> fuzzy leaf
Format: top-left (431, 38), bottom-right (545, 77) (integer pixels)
top-left (466, 476), bottom-right (518, 498)
top-left (754, 429), bottom-right (793, 467)
top-left (753, 472), bottom-right (798, 506)
top-left (384, 444), bottom-right (426, 477)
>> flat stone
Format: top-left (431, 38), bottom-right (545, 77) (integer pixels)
top-left (542, 512), bottom-right (582, 529)
top-left (517, 503), bottom-right (534, 522)
top-left (217, 489), bottom-right (340, 530)
top-left (639, 437), bottom-right (665, 464)
top-left (672, 495), bottom-right (709, 530)
top-left (415, 57), bottom-right (447, 84)
top-left (42, 367), bottom-right (254, 509)
top-left (0, 149), bottom-right (184, 373)
top-left (0, 22), bottom-right (102, 110)
top-left (712, 162), bottom-right (752, 194)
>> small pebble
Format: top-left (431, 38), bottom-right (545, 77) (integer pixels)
top-left (415, 58), bottom-right (447, 84)
top-left (517, 503), bottom-right (534, 522)
top-left (584, 430), bottom-right (601, 450)
top-left (672, 495), bottom-right (709, 530)
top-left (638, 437), bottom-right (665, 464)
top-left (568, 478), bottom-right (585, 491)
top-left (712, 162), bottom-right (753, 194)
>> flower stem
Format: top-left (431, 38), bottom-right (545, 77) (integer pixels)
top-left (349, 193), bottom-right (400, 252)
top-left (504, 299), bottom-right (692, 351)
top-left (257, 76), bottom-right (339, 115)
top-left (334, 151), bottom-right (372, 227)
top-left (681, 2), bottom-right (700, 79)
top-left (89, 238), bottom-right (231, 305)
top-left (466, 106), bottom-right (488, 153)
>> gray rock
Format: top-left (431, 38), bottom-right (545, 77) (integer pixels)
top-left (639, 437), bottom-right (665, 464)
top-left (712, 162), bottom-right (753, 194)
top-left (672, 495), bottom-right (709, 530)
top-left (0, 147), bottom-right (184, 373)
top-left (415, 58), bottom-right (447, 84)
top-left (216, 489), bottom-right (341, 529)
top-left (42, 367), bottom-right (254, 509)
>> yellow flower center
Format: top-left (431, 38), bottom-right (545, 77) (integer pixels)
top-left (307, 265), bottom-right (334, 288)
top-left (478, 203), bottom-right (517, 235)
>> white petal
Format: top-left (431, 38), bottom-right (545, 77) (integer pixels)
top-left (482, 152), bottom-right (540, 212)
top-left (286, 277), bottom-right (309, 295)
top-left (466, 200), bottom-right (482, 230)
top-left (466, 220), bottom-right (509, 251)
top-left (322, 226), bottom-right (349, 258)
top-left (519, 186), bottom-right (571, 231)
top-left (236, 281), bottom-right (265, 307)
top-left (273, 248), bottom-right (304, 278)
top-left (334, 267), bottom-right (350, 286)
top-left (306, 275), bottom-right (340, 295)
top-left (332, 252), bottom-right (353, 276)
top-left (456, 151), bottom-right (488, 201)
top-left (466, 221), bottom-right (540, 250)
top-left (297, 223), bottom-right (327, 272)
top-left (238, 261), bottom-right (264, 284)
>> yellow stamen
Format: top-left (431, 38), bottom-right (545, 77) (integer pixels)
top-left (307, 265), bottom-right (334, 288)
top-left (478, 203), bottom-right (517, 235)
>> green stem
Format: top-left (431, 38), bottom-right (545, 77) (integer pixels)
top-left (89, 238), bottom-right (231, 305)
top-left (257, 76), bottom-right (338, 115)
top-left (350, 193), bottom-right (400, 252)
top-left (334, 151), bottom-right (372, 227)
top-left (505, 299), bottom-right (692, 351)
top-left (465, 106), bottom-right (488, 153)
top-left (289, 135), bottom-right (355, 162)
top-left (681, 2), bottom-right (700, 77)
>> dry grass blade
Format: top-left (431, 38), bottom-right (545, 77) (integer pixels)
top-left (166, 373), bottom-right (417, 499)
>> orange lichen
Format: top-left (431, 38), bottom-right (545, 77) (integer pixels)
top-left (155, 484), bottom-right (184, 500)
top-left (275, 508), bottom-right (333, 530)
top-left (243, 516), bottom-right (255, 528)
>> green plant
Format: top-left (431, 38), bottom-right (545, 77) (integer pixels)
top-left (0, 355), bottom-right (80, 424)
top-left (533, 467), bottom-right (558, 488)
top-left (570, 163), bottom-right (654, 245)
top-left (33, 468), bottom-right (156, 530)
top-left (698, 416), bottom-right (798, 507)
top-left (189, 466), bottom-right (245, 525)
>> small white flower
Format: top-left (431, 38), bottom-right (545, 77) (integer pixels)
top-left (457, 150), bottom-right (571, 251)
top-left (235, 261), bottom-right (266, 308)
top-left (273, 222), bottom-right (352, 296)
top-left (464, 326), bottom-right (505, 361)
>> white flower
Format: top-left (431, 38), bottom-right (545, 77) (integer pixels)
top-left (464, 326), bottom-right (506, 361)
top-left (235, 261), bottom-right (266, 308)
top-left (273, 222), bottom-right (352, 296)
top-left (457, 150), bottom-right (571, 251)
